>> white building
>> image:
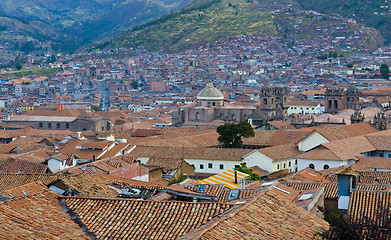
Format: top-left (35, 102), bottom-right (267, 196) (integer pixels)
top-left (287, 101), bottom-right (324, 115)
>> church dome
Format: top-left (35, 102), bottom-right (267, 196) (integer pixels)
top-left (197, 82), bottom-right (224, 101)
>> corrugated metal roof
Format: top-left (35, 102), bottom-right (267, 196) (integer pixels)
top-left (8, 115), bottom-right (77, 122)
top-left (198, 170), bottom-right (249, 189)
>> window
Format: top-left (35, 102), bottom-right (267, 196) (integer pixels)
top-left (388, 154), bottom-right (391, 158)
top-left (380, 152), bottom-right (384, 157)
top-left (196, 112), bottom-right (200, 120)
top-left (208, 163), bottom-right (213, 169)
top-left (212, 102), bottom-right (216, 106)
top-left (66, 123), bottom-right (70, 129)
top-left (48, 123), bottom-right (52, 129)
top-left (309, 164), bottom-right (315, 169)
top-left (200, 164), bottom-right (204, 169)
top-left (39, 122), bottom-right (43, 128)
top-left (288, 162), bottom-right (291, 167)
top-left (102, 126), bottom-right (104, 131)
top-left (219, 164), bottom-right (224, 170)
top-left (263, 98), bottom-right (267, 104)
top-left (283, 163), bottom-right (286, 168)
top-left (56, 123), bottom-right (60, 129)
top-left (277, 164), bottom-right (280, 170)
top-left (295, 159), bottom-right (297, 164)
top-left (323, 164), bottom-right (330, 170)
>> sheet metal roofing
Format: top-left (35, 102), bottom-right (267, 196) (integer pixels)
top-left (198, 170), bottom-right (249, 189)
top-left (7, 115), bottom-right (77, 122)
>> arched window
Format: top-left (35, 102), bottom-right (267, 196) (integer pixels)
top-left (263, 98), bottom-right (268, 104)
top-left (347, 97), bottom-right (350, 102)
top-left (309, 164), bottom-right (315, 169)
top-left (196, 112), bottom-right (200, 120)
top-left (328, 100), bottom-right (332, 109)
top-left (232, 114), bottom-right (236, 121)
top-left (39, 122), bottom-right (43, 128)
top-left (244, 114), bottom-right (247, 119)
top-left (212, 102), bottom-right (216, 106)
top-left (48, 123), bottom-right (52, 129)
top-left (56, 123), bottom-right (60, 129)
top-left (334, 100), bottom-right (338, 109)
top-left (271, 98), bottom-right (274, 104)
top-left (65, 123), bottom-right (70, 129)
top-left (107, 122), bottom-right (111, 130)
top-left (324, 164), bottom-right (330, 170)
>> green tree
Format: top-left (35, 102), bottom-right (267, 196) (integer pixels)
top-left (131, 80), bottom-right (139, 89)
top-left (234, 162), bottom-right (261, 180)
top-left (380, 63), bottom-right (389, 79)
top-left (114, 119), bottom-right (126, 125)
top-left (14, 60), bottom-right (22, 70)
top-left (346, 63), bottom-right (353, 68)
top-left (217, 121), bottom-right (254, 148)
top-left (91, 105), bottom-right (100, 111)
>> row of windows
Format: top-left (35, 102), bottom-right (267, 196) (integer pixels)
top-left (199, 163), bottom-right (240, 170)
top-left (38, 122), bottom-right (70, 129)
top-left (276, 160), bottom-right (297, 170)
top-left (290, 107), bottom-right (315, 110)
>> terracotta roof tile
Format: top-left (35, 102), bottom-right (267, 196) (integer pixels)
top-left (65, 197), bottom-right (232, 239)
top-left (183, 190), bottom-right (329, 240)
top-left (0, 157), bottom-right (48, 174)
top-left (0, 188), bottom-right (89, 239)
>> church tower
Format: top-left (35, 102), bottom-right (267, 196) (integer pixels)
top-left (325, 84), bottom-right (346, 114)
top-left (345, 85), bottom-right (361, 110)
top-left (259, 85), bottom-right (288, 121)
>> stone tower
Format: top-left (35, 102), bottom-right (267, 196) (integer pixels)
top-left (373, 112), bottom-right (388, 131)
top-left (259, 86), bottom-right (288, 121)
top-left (350, 110), bottom-right (364, 124)
top-left (325, 84), bottom-right (346, 114)
top-left (345, 85), bottom-right (360, 110)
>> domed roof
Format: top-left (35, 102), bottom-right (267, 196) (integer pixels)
top-left (197, 82), bottom-right (224, 101)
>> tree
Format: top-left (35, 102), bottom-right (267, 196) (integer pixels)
top-left (114, 119), bottom-right (126, 125)
top-left (234, 163), bottom-right (261, 180)
top-left (131, 80), bottom-right (139, 89)
top-left (380, 63), bottom-right (389, 79)
top-left (217, 121), bottom-right (255, 148)
top-left (91, 105), bottom-right (100, 111)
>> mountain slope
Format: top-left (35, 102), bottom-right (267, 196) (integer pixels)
top-left (296, 0), bottom-right (390, 44)
top-left (0, 0), bottom-right (192, 51)
top-left (106, 0), bottom-right (277, 52)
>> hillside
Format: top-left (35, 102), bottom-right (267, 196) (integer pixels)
top-left (296, 0), bottom-right (391, 44)
top-left (0, 14), bottom-right (73, 54)
top-left (0, 0), bottom-right (191, 51)
top-left (105, 0), bottom-right (277, 52)
top-left (103, 0), bottom-right (384, 53)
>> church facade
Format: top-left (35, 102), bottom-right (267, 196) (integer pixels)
top-left (172, 82), bottom-right (288, 126)
top-left (325, 84), bottom-right (361, 114)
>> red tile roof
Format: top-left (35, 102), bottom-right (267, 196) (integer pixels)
top-left (64, 197), bottom-right (232, 239)
top-left (183, 190), bottom-right (329, 240)
top-left (0, 187), bottom-right (89, 239)
top-left (0, 157), bottom-right (48, 174)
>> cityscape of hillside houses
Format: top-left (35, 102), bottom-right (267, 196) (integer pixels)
top-left (1, 1), bottom-right (391, 239)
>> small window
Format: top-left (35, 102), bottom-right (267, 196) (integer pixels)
top-left (380, 153), bottom-right (384, 157)
top-left (56, 123), bottom-right (60, 129)
top-left (289, 162), bottom-right (291, 167)
top-left (208, 163), bottom-right (213, 169)
top-left (388, 154), bottom-right (391, 158)
top-left (39, 122), bottom-right (43, 128)
top-left (102, 126), bottom-right (104, 131)
top-left (66, 123), bottom-right (70, 129)
top-left (283, 163), bottom-right (286, 168)
top-left (277, 164), bottom-right (280, 170)
top-left (212, 102), bottom-right (216, 106)
top-left (323, 164), bottom-right (330, 170)
top-left (295, 159), bottom-right (297, 164)
top-left (200, 164), bottom-right (204, 169)
top-left (220, 164), bottom-right (224, 170)
top-left (309, 164), bottom-right (315, 169)
top-left (48, 123), bottom-right (52, 129)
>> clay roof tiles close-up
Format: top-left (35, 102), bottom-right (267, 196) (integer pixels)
top-left (64, 197), bottom-right (233, 240)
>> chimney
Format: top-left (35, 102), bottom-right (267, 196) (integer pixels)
top-left (234, 170), bottom-right (238, 184)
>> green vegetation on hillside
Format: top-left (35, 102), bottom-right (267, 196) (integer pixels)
top-left (107, 0), bottom-right (277, 52)
top-left (0, 68), bottom-right (61, 79)
top-left (296, 0), bottom-right (390, 44)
